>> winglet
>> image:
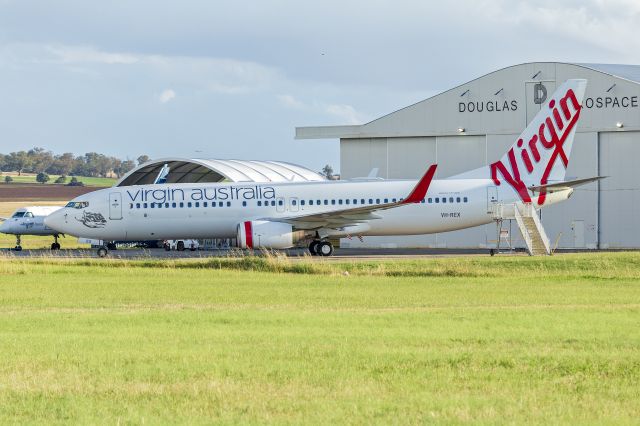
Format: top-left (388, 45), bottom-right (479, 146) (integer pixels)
top-left (402, 164), bottom-right (437, 204)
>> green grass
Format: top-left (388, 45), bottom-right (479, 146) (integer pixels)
top-left (2, 174), bottom-right (115, 186)
top-left (0, 253), bottom-right (639, 424)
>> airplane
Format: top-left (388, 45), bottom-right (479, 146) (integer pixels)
top-left (0, 206), bottom-right (64, 251)
top-left (45, 79), bottom-right (598, 257)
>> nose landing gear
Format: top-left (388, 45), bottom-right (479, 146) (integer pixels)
top-left (14, 235), bottom-right (22, 251)
top-left (50, 234), bottom-right (61, 250)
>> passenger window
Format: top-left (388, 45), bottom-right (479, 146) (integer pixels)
top-left (257, 201), bottom-right (262, 206)
top-left (435, 198), bottom-right (439, 203)
top-left (345, 199), bottom-right (350, 205)
top-left (331, 200), bottom-right (336, 205)
top-left (271, 200), bottom-right (275, 206)
top-left (428, 198), bottom-right (432, 203)
top-left (421, 199), bottom-right (425, 203)
top-left (339, 200), bottom-right (343, 205)
top-left (292, 200), bottom-right (297, 206)
top-left (129, 203), bottom-right (133, 209)
top-left (324, 200), bottom-right (328, 205)
top-left (227, 202), bottom-right (231, 207)
top-left (187, 202), bottom-right (192, 208)
top-left (442, 198), bottom-right (447, 204)
top-left (165, 203), bottom-right (169, 208)
top-left (376, 199), bottom-right (380, 204)
top-left (150, 203), bottom-right (155, 208)
top-left (361, 199), bottom-right (365, 204)
top-left (464, 197), bottom-right (468, 203)
top-left (242, 201), bottom-right (247, 207)
top-left (172, 202), bottom-right (176, 208)
top-left (449, 197), bottom-right (454, 203)
top-left (384, 198), bottom-right (388, 203)
top-left (195, 202), bottom-right (200, 208)
top-left (456, 197), bottom-right (461, 203)
top-left (308, 200), bottom-right (313, 206)
top-left (301, 200), bottom-right (305, 206)
top-left (278, 200), bottom-right (283, 206)
top-left (369, 199), bottom-right (373, 204)
top-left (179, 202), bottom-right (184, 208)
top-left (317, 200), bottom-right (321, 205)
top-left (143, 203), bottom-right (148, 208)
top-left (203, 202), bottom-right (207, 207)
top-left (392, 198), bottom-right (397, 203)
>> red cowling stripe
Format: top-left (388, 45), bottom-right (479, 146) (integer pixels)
top-left (244, 221), bottom-right (253, 248)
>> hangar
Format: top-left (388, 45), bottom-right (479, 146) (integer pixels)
top-left (297, 62), bottom-right (640, 249)
top-left (116, 158), bottom-right (325, 186)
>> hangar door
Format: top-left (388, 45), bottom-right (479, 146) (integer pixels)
top-left (599, 132), bottom-right (640, 248)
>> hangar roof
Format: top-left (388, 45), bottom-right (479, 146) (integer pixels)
top-left (296, 62), bottom-right (640, 139)
top-left (115, 158), bottom-right (324, 186)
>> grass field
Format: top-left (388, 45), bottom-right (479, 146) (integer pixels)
top-left (0, 253), bottom-right (639, 424)
top-left (2, 174), bottom-right (115, 186)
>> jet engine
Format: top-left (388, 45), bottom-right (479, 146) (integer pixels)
top-left (237, 220), bottom-right (306, 249)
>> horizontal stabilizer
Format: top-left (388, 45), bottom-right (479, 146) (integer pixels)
top-left (528, 176), bottom-right (606, 193)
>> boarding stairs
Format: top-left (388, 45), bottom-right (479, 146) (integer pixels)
top-left (491, 202), bottom-right (551, 256)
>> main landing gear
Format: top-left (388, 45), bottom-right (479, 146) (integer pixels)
top-left (309, 240), bottom-right (334, 257)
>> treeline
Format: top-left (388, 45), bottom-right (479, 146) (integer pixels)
top-left (0, 148), bottom-right (151, 178)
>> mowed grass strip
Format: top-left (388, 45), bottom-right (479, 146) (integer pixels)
top-left (0, 253), bottom-right (639, 424)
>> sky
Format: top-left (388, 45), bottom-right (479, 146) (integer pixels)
top-left (1, 0), bottom-right (639, 173)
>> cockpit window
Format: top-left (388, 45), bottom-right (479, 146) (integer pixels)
top-left (24, 212), bottom-right (34, 218)
top-left (12, 211), bottom-right (25, 218)
top-left (65, 201), bottom-right (89, 209)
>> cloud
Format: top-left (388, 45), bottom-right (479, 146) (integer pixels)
top-left (158, 89), bottom-right (175, 103)
top-left (325, 104), bottom-right (368, 125)
top-left (277, 94), bottom-right (304, 109)
top-left (46, 45), bottom-right (140, 64)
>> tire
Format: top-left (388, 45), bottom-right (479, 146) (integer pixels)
top-left (177, 241), bottom-right (185, 251)
top-left (51, 242), bottom-right (60, 250)
top-left (309, 241), bottom-right (319, 256)
top-left (490, 249), bottom-right (496, 256)
top-left (164, 243), bottom-right (171, 251)
top-left (97, 247), bottom-right (108, 257)
top-left (318, 241), bottom-right (334, 257)
top-left (14, 245), bottom-right (22, 252)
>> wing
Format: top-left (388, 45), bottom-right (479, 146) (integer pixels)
top-left (528, 176), bottom-right (606, 193)
top-left (267, 164), bottom-right (437, 230)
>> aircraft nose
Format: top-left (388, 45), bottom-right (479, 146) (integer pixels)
top-left (44, 210), bottom-right (66, 232)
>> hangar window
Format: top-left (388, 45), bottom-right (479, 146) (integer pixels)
top-left (464, 197), bottom-right (468, 203)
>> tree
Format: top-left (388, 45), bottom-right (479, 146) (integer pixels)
top-left (67, 176), bottom-right (84, 187)
top-left (54, 175), bottom-right (67, 184)
top-left (48, 152), bottom-right (76, 176)
top-left (4, 175), bottom-right (13, 183)
top-left (320, 164), bottom-right (334, 180)
top-left (36, 172), bottom-right (50, 184)
top-left (5, 151), bottom-right (31, 176)
top-left (137, 155), bottom-right (150, 165)
top-left (29, 147), bottom-right (54, 173)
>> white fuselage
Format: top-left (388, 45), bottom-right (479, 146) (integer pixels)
top-left (0, 207), bottom-right (62, 236)
top-left (43, 178), bottom-right (571, 242)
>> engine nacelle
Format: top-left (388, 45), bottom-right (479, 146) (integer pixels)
top-left (237, 220), bottom-right (305, 249)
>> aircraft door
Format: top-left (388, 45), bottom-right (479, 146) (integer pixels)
top-left (109, 192), bottom-right (123, 220)
top-left (276, 197), bottom-right (285, 213)
top-left (289, 197), bottom-right (299, 212)
top-left (487, 186), bottom-right (498, 213)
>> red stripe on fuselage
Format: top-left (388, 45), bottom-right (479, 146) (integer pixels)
top-left (244, 221), bottom-right (253, 248)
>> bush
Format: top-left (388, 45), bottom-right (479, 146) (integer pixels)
top-left (36, 172), bottom-right (50, 184)
top-left (4, 175), bottom-right (13, 184)
top-left (67, 176), bottom-right (85, 187)
top-left (55, 175), bottom-right (67, 184)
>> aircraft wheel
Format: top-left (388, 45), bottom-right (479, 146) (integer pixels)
top-left (106, 242), bottom-right (117, 250)
top-left (177, 241), bottom-right (185, 251)
top-left (51, 242), bottom-right (61, 250)
top-left (490, 249), bottom-right (496, 256)
top-left (309, 241), bottom-right (319, 255)
top-left (97, 246), bottom-right (108, 258)
top-left (163, 242), bottom-right (171, 251)
top-left (14, 245), bottom-right (22, 252)
top-left (318, 241), bottom-right (334, 257)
